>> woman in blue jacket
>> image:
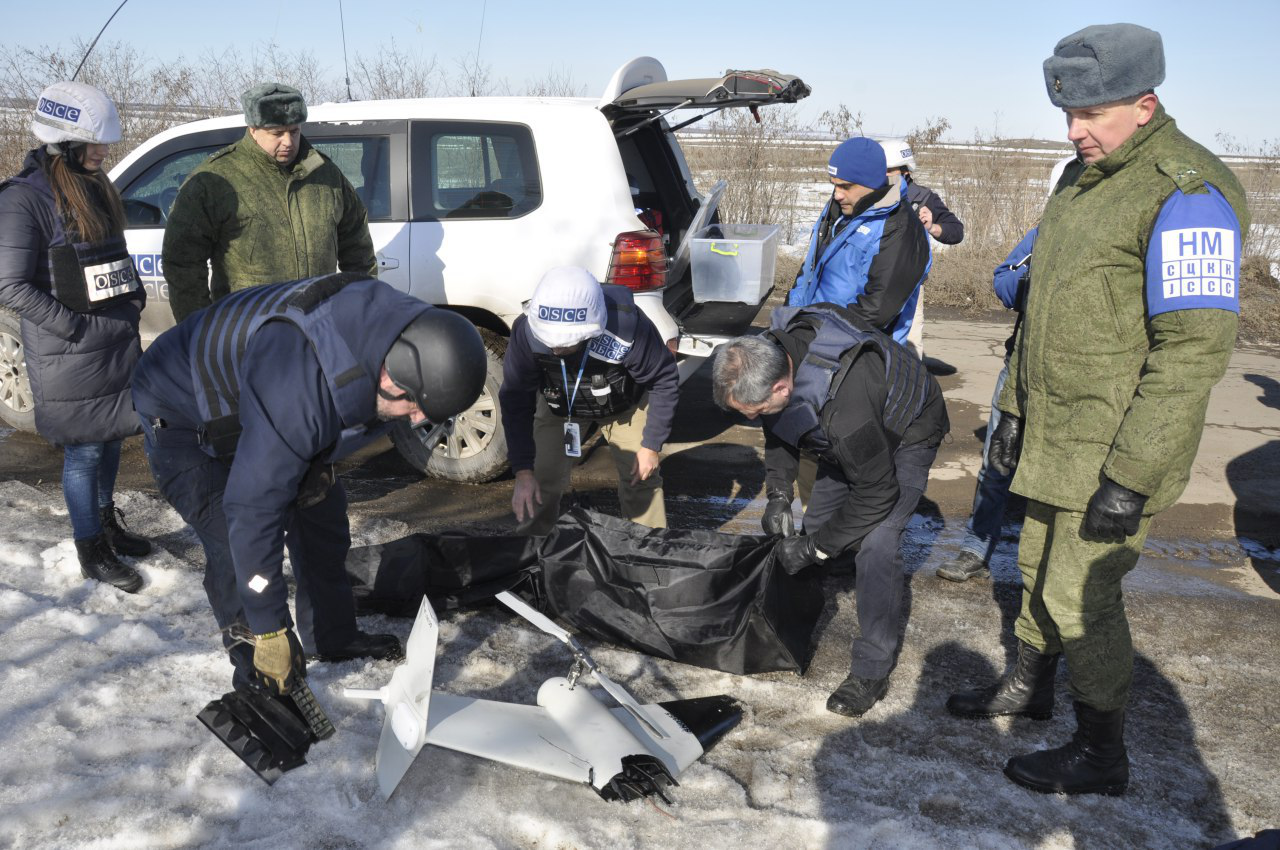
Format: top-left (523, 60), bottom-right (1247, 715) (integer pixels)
top-left (0, 82), bottom-right (150, 592)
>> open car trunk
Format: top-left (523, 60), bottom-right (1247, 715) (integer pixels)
top-left (600, 60), bottom-right (810, 337)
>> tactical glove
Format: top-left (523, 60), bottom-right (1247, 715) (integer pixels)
top-left (762, 490), bottom-right (796, 538)
top-left (253, 628), bottom-right (307, 695)
top-left (775, 535), bottom-right (827, 575)
top-left (988, 414), bottom-right (1023, 477)
top-left (1082, 477), bottom-right (1147, 543)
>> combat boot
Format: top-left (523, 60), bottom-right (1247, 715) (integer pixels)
top-left (935, 550), bottom-right (989, 582)
top-left (100, 503), bottom-right (152, 557)
top-left (75, 535), bottom-right (144, 593)
top-left (313, 630), bottom-right (404, 663)
top-left (1003, 701), bottom-right (1128, 796)
top-left (946, 641), bottom-right (1058, 720)
top-left (826, 675), bottom-right (889, 717)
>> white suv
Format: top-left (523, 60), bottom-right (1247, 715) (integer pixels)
top-left (0, 58), bottom-right (808, 481)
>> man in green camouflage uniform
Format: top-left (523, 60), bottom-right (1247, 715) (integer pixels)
top-left (162, 83), bottom-right (376, 321)
top-left (947, 23), bottom-right (1248, 796)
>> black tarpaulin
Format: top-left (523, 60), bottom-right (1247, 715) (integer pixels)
top-left (345, 530), bottom-right (540, 616)
top-left (345, 508), bottom-right (824, 675)
top-left (539, 509), bottom-right (823, 674)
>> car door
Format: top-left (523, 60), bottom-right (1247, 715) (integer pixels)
top-left (306, 120), bottom-right (411, 293)
top-left (115, 122), bottom-right (410, 343)
top-left (115, 127), bottom-right (241, 342)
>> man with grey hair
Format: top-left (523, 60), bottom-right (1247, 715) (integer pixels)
top-left (947, 23), bottom-right (1248, 796)
top-left (163, 82), bottom-right (376, 321)
top-left (713, 304), bottom-right (947, 716)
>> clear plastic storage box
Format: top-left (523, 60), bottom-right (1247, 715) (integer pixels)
top-left (689, 223), bottom-right (781, 304)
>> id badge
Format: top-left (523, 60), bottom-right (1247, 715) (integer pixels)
top-left (563, 421), bottom-right (581, 457)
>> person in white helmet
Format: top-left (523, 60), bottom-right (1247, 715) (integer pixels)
top-left (0, 81), bottom-right (151, 593)
top-left (499, 267), bottom-right (679, 535)
top-left (878, 138), bottom-right (966, 358)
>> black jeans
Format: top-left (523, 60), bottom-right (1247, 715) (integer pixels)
top-left (138, 414), bottom-right (358, 688)
top-left (803, 439), bottom-right (938, 680)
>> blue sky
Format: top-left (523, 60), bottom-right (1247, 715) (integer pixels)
top-left (5, 0), bottom-right (1277, 151)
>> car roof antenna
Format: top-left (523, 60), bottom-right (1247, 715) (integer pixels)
top-left (338, 0), bottom-right (354, 102)
top-left (71, 0), bottom-right (130, 82)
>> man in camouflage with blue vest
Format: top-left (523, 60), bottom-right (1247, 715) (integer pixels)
top-left (947, 23), bottom-right (1249, 796)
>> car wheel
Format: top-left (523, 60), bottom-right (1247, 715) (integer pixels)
top-left (390, 328), bottom-right (509, 483)
top-left (0, 309), bottom-right (36, 432)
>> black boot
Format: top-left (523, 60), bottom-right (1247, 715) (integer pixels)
top-left (946, 641), bottom-right (1059, 720)
top-left (313, 630), bottom-right (404, 663)
top-left (826, 675), bottom-right (889, 717)
top-left (100, 503), bottom-right (152, 557)
top-left (75, 535), bottom-right (144, 593)
top-left (1003, 701), bottom-right (1128, 796)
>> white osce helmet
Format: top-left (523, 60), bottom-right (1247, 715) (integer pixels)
top-left (31, 81), bottom-right (122, 145)
top-left (525, 267), bottom-right (607, 349)
top-left (878, 137), bottom-right (917, 172)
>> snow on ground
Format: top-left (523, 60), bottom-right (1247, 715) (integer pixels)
top-left (0, 479), bottom-right (1276, 849)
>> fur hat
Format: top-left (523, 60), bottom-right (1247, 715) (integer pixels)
top-left (240, 82), bottom-right (307, 127)
top-left (1043, 23), bottom-right (1165, 109)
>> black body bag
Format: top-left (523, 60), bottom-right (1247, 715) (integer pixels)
top-left (345, 508), bottom-right (823, 675)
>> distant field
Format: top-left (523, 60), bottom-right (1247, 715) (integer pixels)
top-left (683, 128), bottom-right (1280, 344)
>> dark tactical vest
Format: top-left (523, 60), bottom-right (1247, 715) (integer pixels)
top-left (2, 166), bottom-right (140, 313)
top-left (766, 305), bottom-right (929, 462)
top-left (190, 273), bottom-right (387, 459)
top-left (531, 285), bottom-right (642, 419)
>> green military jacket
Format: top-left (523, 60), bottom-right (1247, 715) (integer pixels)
top-left (999, 106), bottom-right (1249, 514)
top-left (162, 132), bottom-right (377, 321)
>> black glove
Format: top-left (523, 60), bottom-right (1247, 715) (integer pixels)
top-left (1082, 477), bottom-right (1147, 543)
top-left (775, 535), bottom-right (824, 575)
top-left (988, 414), bottom-right (1023, 477)
top-left (762, 490), bottom-right (796, 537)
top-left (253, 628), bottom-right (307, 695)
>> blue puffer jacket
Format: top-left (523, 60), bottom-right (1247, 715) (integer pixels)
top-left (789, 177), bottom-right (931, 345)
top-left (0, 148), bottom-right (144, 446)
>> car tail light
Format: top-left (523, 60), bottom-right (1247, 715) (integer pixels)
top-left (606, 230), bottom-right (668, 292)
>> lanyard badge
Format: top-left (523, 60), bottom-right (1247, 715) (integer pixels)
top-left (560, 357), bottom-right (586, 458)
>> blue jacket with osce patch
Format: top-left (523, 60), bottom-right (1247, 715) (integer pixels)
top-left (788, 176), bottom-right (932, 345)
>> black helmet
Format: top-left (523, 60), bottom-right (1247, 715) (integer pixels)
top-left (384, 308), bottom-right (487, 423)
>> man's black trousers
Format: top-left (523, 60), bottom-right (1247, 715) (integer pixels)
top-left (803, 439), bottom-right (938, 680)
top-left (138, 415), bottom-right (359, 688)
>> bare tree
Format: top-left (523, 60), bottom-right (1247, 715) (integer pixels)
top-left (818, 103), bottom-right (864, 139)
top-left (683, 105), bottom-right (818, 242)
top-left (523, 67), bottom-right (586, 98)
top-left (906, 115), bottom-right (951, 149)
top-left (451, 53), bottom-right (502, 98)
top-left (350, 39), bottom-right (443, 100)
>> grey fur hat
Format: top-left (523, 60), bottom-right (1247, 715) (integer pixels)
top-left (240, 82), bottom-right (307, 127)
top-left (1043, 23), bottom-right (1165, 109)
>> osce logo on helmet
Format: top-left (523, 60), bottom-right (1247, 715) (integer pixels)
top-left (537, 305), bottom-right (589, 323)
top-left (37, 97), bottom-right (82, 124)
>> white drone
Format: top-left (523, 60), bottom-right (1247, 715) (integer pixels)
top-left (344, 591), bottom-right (741, 801)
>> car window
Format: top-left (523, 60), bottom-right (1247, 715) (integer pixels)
top-left (118, 145), bottom-right (221, 227)
top-left (410, 121), bottom-right (541, 220)
top-left (309, 136), bottom-right (393, 221)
